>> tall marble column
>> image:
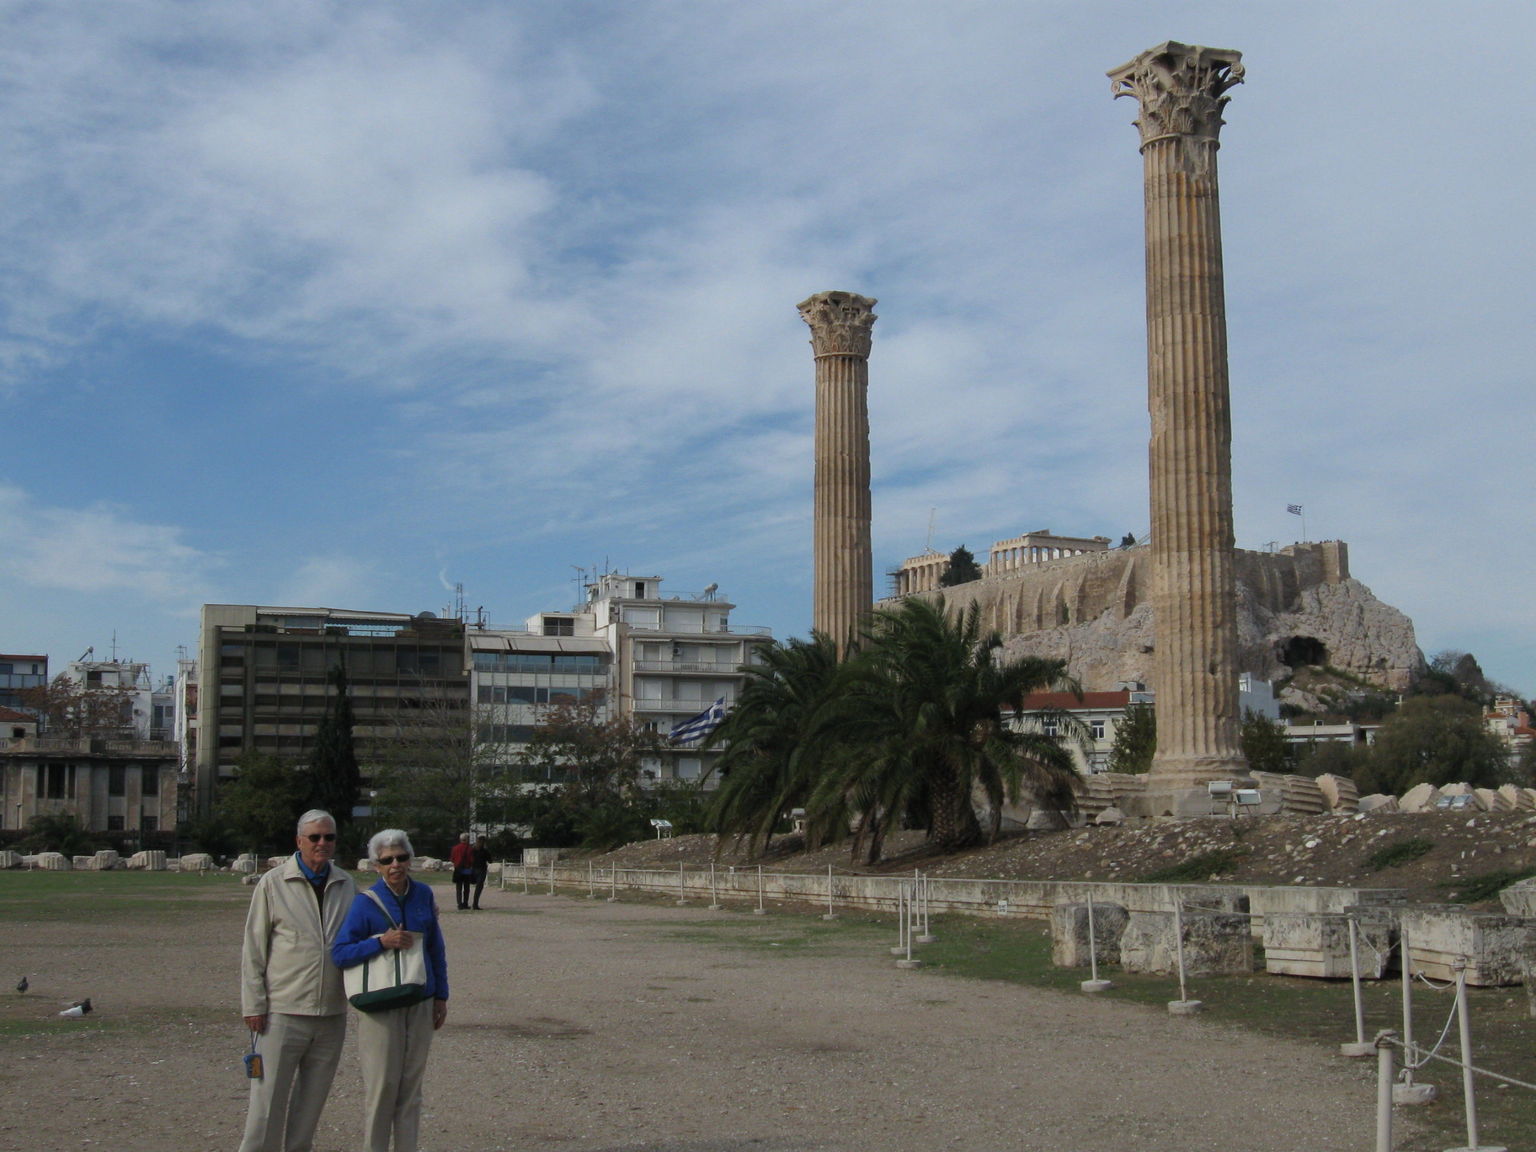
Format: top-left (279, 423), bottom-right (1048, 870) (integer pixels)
top-left (798, 291), bottom-right (877, 654)
top-left (1109, 42), bottom-right (1248, 788)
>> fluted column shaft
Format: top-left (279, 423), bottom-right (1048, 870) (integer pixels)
top-left (799, 292), bottom-right (877, 654)
top-left (1111, 42), bottom-right (1247, 785)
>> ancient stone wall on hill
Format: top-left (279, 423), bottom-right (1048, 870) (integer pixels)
top-left (888, 540), bottom-right (1422, 697)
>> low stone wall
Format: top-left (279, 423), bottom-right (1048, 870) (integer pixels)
top-left (1261, 912), bottom-right (1393, 979)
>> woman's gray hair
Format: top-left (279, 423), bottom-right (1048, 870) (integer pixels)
top-left (295, 809), bottom-right (336, 836)
top-left (368, 828), bottom-right (414, 861)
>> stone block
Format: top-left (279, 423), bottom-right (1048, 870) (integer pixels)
top-left (127, 850), bottom-right (166, 871)
top-left (1497, 784), bottom-right (1536, 811)
top-left (1500, 877), bottom-right (1536, 917)
top-left (179, 853), bottom-right (214, 872)
top-left (92, 850), bottom-right (119, 871)
top-left (1400, 906), bottom-right (1529, 986)
top-left (0, 850), bottom-right (21, 869)
top-left (1050, 901), bottom-right (1129, 968)
top-left (1092, 806), bottom-right (1125, 827)
top-left (35, 852), bottom-right (71, 871)
top-left (72, 855), bottom-right (95, 870)
top-left (1473, 787), bottom-right (1509, 813)
top-left (1119, 908), bottom-right (1253, 976)
top-left (233, 855), bottom-right (257, 874)
top-left (1261, 912), bottom-right (1393, 979)
top-left (1314, 774), bottom-right (1359, 812)
top-left (414, 856), bottom-right (445, 872)
top-left (1357, 794), bottom-right (1399, 813)
top-left (522, 848), bottom-right (560, 867)
top-left (1398, 783), bottom-right (1439, 812)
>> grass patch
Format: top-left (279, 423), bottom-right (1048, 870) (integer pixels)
top-left (1366, 836), bottom-right (1435, 871)
top-left (1136, 848), bottom-right (1248, 883)
top-left (1442, 868), bottom-right (1536, 905)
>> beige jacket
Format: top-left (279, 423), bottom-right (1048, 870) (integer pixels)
top-left (240, 854), bottom-right (356, 1017)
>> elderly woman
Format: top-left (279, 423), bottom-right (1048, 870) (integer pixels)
top-left (332, 830), bottom-right (448, 1152)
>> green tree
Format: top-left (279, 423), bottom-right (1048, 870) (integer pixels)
top-left (215, 749), bottom-right (309, 853)
top-left (1107, 703), bottom-right (1156, 774)
top-left (371, 691), bottom-right (479, 855)
top-left (1240, 710), bottom-right (1294, 775)
top-left (1291, 738), bottom-right (1368, 781)
top-left (17, 812), bottom-right (101, 855)
top-left (1356, 694), bottom-right (1510, 795)
top-left (308, 664), bottom-right (361, 828)
top-left (497, 692), bottom-right (664, 851)
top-left (704, 634), bottom-right (843, 855)
top-left (820, 597), bottom-right (1080, 858)
top-left (938, 545), bottom-right (983, 587)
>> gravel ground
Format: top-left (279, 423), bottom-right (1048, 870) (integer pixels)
top-left (2, 877), bottom-right (1389, 1152)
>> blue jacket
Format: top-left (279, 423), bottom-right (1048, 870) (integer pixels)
top-left (332, 878), bottom-right (449, 1002)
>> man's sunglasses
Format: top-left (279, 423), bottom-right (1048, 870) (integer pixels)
top-left (305, 833), bottom-right (338, 842)
top-left (376, 853), bottom-right (411, 865)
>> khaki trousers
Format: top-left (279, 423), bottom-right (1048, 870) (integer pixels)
top-left (237, 1012), bottom-right (346, 1152)
top-left (356, 997), bottom-right (436, 1152)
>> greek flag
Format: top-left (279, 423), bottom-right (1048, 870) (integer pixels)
top-left (1286, 504), bottom-right (1303, 515)
top-left (669, 697), bottom-right (727, 744)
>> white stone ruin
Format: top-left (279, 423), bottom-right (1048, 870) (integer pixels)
top-left (1118, 907), bottom-right (1253, 977)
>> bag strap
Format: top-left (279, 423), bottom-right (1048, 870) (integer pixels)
top-left (363, 888), bottom-right (400, 930)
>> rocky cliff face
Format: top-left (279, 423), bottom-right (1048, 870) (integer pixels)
top-left (895, 541), bottom-right (1423, 700)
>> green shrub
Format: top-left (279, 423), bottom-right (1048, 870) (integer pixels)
top-left (1443, 869), bottom-right (1536, 905)
top-left (1138, 848), bottom-right (1249, 884)
top-left (1365, 836), bottom-right (1434, 871)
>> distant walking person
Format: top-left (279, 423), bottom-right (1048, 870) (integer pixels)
top-left (238, 809), bottom-right (356, 1152)
top-left (334, 830), bottom-right (449, 1152)
top-left (469, 836), bottom-right (490, 910)
top-left (449, 831), bottom-right (474, 911)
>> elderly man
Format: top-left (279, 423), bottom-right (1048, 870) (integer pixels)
top-left (238, 809), bottom-right (357, 1152)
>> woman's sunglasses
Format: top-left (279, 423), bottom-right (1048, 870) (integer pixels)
top-left (376, 853), bottom-right (411, 865)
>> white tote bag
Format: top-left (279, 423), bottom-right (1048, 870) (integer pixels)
top-left (343, 890), bottom-right (429, 1013)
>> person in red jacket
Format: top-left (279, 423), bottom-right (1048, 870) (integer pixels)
top-left (449, 832), bottom-right (474, 910)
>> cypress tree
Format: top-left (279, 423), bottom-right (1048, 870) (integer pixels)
top-left (309, 664), bottom-right (361, 826)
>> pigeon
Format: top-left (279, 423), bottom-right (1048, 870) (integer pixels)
top-left (15, 975), bottom-right (26, 993)
top-left (58, 998), bottom-right (91, 1018)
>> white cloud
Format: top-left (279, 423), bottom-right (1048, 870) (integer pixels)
top-left (0, 484), bottom-right (215, 601)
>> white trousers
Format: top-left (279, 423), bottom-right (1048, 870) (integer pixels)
top-left (356, 997), bottom-right (436, 1152)
top-left (237, 1012), bottom-right (346, 1152)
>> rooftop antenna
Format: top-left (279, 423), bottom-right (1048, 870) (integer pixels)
top-left (452, 582), bottom-right (467, 622)
top-left (572, 565), bottom-right (587, 606)
top-left (109, 631), bottom-right (120, 662)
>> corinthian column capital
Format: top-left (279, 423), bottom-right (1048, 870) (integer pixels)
top-left (798, 291), bottom-right (877, 358)
top-left (1108, 41), bottom-right (1243, 150)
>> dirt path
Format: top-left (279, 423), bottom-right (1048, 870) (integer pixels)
top-left (2, 882), bottom-right (1384, 1152)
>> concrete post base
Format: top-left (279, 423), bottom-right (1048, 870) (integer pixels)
top-left (752, 907), bottom-right (767, 915)
top-left (708, 903), bottom-right (723, 911)
top-left (1338, 1041), bottom-right (1376, 1058)
top-left (1444, 1145), bottom-right (1506, 1151)
top-left (1392, 1082), bottom-right (1437, 1105)
top-left (889, 946), bottom-right (907, 956)
top-left (895, 958), bottom-right (923, 969)
top-left (1081, 979), bottom-right (1114, 993)
top-left (916, 933), bottom-right (936, 944)
top-left (1168, 1000), bottom-right (1204, 1016)
top-left (605, 897), bottom-right (619, 903)
top-left (821, 913), bottom-right (838, 921)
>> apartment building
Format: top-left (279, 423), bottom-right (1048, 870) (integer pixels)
top-left (195, 604), bottom-right (469, 812)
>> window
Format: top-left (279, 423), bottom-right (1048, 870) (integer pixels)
top-left (141, 815), bottom-right (158, 833)
top-left (108, 815), bottom-right (125, 831)
top-left (1090, 719), bottom-right (1106, 740)
top-left (1042, 719), bottom-right (1059, 738)
top-left (109, 766), bottom-right (126, 796)
top-left (40, 763), bottom-right (71, 799)
top-left (140, 768), bottom-right (159, 797)
top-left (542, 616), bottom-right (574, 637)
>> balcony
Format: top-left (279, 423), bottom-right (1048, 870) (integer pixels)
top-left (0, 736), bottom-right (181, 756)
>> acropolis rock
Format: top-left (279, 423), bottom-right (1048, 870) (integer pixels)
top-left (894, 540), bottom-right (1422, 703)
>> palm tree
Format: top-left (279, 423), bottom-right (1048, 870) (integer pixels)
top-left (824, 597), bottom-right (1082, 856)
top-left (703, 633), bottom-right (844, 855)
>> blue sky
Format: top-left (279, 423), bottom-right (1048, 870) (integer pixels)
top-left (1, 2), bottom-right (1532, 695)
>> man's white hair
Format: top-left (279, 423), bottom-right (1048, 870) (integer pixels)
top-left (369, 828), bottom-right (415, 861)
top-left (296, 809), bottom-right (336, 835)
